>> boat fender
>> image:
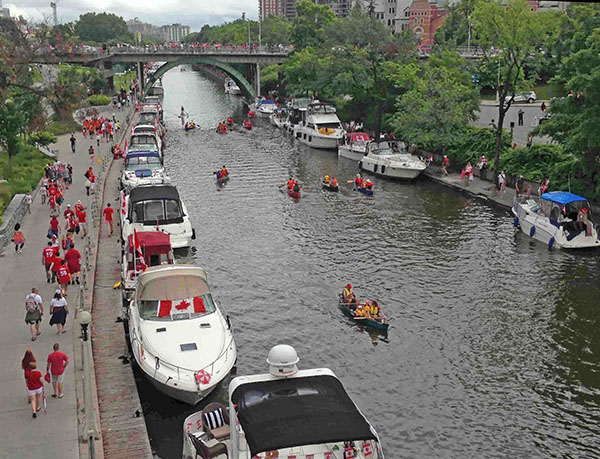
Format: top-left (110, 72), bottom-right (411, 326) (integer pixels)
top-left (358, 161), bottom-right (363, 170)
top-left (513, 217), bottom-right (519, 227)
top-left (548, 237), bottom-right (555, 248)
top-left (530, 226), bottom-right (536, 237)
top-left (191, 228), bottom-right (196, 240)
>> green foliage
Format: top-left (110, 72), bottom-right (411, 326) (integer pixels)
top-left (260, 65), bottom-right (280, 94)
top-left (75, 12), bottom-right (132, 44)
top-left (45, 120), bottom-right (81, 136)
top-left (292, 0), bottom-right (336, 49)
top-left (28, 131), bottom-right (57, 147)
top-left (87, 94), bottom-right (111, 106)
top-left (0, 17), bottom-right (33, 94)
top-left (282, 47), bottom-right (333, 97)
top-left (115, 70), bottom-right (137, 91)
top-left (47, 65), bottom-right (106, 119)
top-left (445, 126), bottom-right (508, 166)
top-left (261, 15), bottom-right (292, 45)
top-left (0, 90), bottom-right (38, 175)
top-left (389, 50), bottom-right (480, 153)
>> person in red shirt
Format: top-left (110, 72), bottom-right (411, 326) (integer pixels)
top-left (24, 361), bottom-right (44, 418)
top-left (64, 244), bottom-right (81, 285)
top-left (76, 208), bottom-right (87, 237)
top-left (49, 216), bottom-right (60, 238)
top-left (63, 204), bottom-right (74, 220)
top-left (103, 203), bottom-right (114, 236)
top-left (50, 253), bottom-right (63, 282)
top-left (56, 260), bottom-right (71, 296)
top-left (46, 343), bottom-right (69, 398)
top-left (42, 241), bottom-right (59, 283)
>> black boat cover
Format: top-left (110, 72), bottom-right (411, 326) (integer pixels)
top-left (231, 374), bottom-right (377, 456)
top-left (129, 185), bottom-right (179, 203)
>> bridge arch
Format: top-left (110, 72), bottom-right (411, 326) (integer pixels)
top-left (144, 57), bottom-right (256, 99)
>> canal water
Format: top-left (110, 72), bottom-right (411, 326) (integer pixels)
top-left (135, 67), bottom-right (600, 458)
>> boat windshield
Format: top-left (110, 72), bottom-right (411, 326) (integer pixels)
top-left (317, 122), bottom-right (342, 129)
top-left (144, 97), bottom-right (160, 105)
top-left (139, 293), bottom-right (216, 321)
top-left (139, 113), bottom-right (157, 124)
top-left (125, 156), bottom-right (162, 171)
top-left (133, 126), bottom-right (155, 135)
top-left (131, 135), bottom-right (157, 147)
top-left (132, 199), bottom-right (183, 224)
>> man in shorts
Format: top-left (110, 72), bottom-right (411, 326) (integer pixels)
top-left (25, 288), bottom-right (44, 341)
top-left (46, 343), bottom-right (69, 398)
top-left (103, 203), bottom-right (114, 237)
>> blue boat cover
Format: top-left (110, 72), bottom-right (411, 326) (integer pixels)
top-left (126, 150), bottom-right (160, 159)
top-left (541, 191), bottom-right (587, 205)
top-left (260, 99), bottom-right (276, 104)
top-left (135, 169), bottom-right (153, 178)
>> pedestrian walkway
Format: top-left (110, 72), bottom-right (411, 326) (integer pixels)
top-left (425, 165), bottom-right (517, 210)
top-left (0, 108), bottom-right (130, 459)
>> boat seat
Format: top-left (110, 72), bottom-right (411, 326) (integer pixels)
top-left (201, 403), bottom-right (230, 441)
top-left (187, 433), bottom-right (228, 459)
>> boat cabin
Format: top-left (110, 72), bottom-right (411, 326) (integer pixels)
top-left (132, 124), bottom-right (157, 136)
top-left (288, 98), bottom-right (312, 125)
top-left (125, 151), bottom-right (162, 171)
top-left (128, 185), bottom-right (185, 226)
top-left (366, 140), bottom-right (407, 156)
top-left (122, 231), bottom-right (174, 293)
top-left (130, 133), bottom-right (160, 152)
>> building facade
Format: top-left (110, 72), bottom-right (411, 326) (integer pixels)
top-left (315, 0), bottom-right (352, 18)
top-left (160, 23), bottom-right (191, 42)
top-left (260, 0), bottom-right (282, 19)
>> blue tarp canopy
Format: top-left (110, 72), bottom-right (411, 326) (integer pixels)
top-left (541, 191), bottom-right (588, 205)
top-left (260, 99), bottom-right (276, 104)
top-left (126, 150), bottom-right (160, 159)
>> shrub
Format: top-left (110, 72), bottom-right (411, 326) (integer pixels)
top-left (87, 94), bottom-right (111, 106)
top-left (445, 125), bottom-right (511, 167)
top-left (28, 131), bottom-right (58, 147)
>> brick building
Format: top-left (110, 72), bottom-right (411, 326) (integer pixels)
top-left (408, 0), bottom-right (449, 50)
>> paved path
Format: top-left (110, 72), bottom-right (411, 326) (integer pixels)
top-left (0, 107), bottom-right (129, 459)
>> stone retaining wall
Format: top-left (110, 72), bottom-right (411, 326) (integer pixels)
top-left (0, 194), bottom-right (26, 250)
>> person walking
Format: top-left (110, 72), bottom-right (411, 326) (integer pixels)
top-left (88, 145), bottom-right (95, 162)
top-left (541, 101), bottom-right (546, 112)
top-left (25, 288), bottom-right (44, 341)
top-left (24, 192), bottom-right (33, 213)
top-left (103, 203), bottom-right (114, 237)
top-left (441, 155), bottom-right (450, 176)
top-left (21, 350), bottom-right (36, 399)
top-left (518, 108), bottom-right (524, 126)
top-left (56, 260), bottom-right (71, 296)
top-left (46, 343), bottom-right (69, 399)
top-left (24, 361), bottom-right (45, 418)
top-left (13, 223), bottom-right (25, 253)
top-left (70, 134), bottom-right (76, 153)
top-left (49, 215), bottom-right (60, 238)
top-left (64, 244), bottom-right (81, 285)
top-left (42, 241), bottom-right (58, 283)
top-left (49, 290), bottom-right (68, 335)
top-left (76, 206), bottom-right (87, 237)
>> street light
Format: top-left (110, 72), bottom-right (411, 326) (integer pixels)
top-left (79, 310), bottom-right (91, 341)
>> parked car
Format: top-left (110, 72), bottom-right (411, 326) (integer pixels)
top-left (510, 91), bottom-right (537, 104)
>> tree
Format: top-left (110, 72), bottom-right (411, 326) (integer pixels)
top-left (0, 17), bottom-right (33, 93)
top-left (389, 50), bottom-right (480, 153)
top-left (292, 0), bottom-right (336, 50)
top-left (74, 12), bottom-right (132, 44)
top-left (282, 47), bottom-right (333, 97)
top-left (47, 67), bottom-right (86, 120)
top-left (0, 90), bottom-right (37, 175)
top-left (471, 0), bottom-right (557, 186)
top-left (261, 15), bottom-right (292, 45)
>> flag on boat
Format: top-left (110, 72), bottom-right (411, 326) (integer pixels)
top-left (133, 229), bottom-right (147, 272)
top-left (158, 297), bottom-right (206, 317)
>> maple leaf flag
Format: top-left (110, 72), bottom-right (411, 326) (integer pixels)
top-left (158, 297), bottom-right (206, 317)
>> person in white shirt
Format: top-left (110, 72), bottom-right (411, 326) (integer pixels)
top-left (25, 288), bottom-right (44, 341)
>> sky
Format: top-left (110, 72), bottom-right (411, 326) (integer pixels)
top-left (6, 0), bottom-right (259, 31)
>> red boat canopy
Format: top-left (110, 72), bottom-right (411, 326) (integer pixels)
top-left (345, 132), bottom-right (371, 142)
top-left (127, 231), bottom-right (172, 256)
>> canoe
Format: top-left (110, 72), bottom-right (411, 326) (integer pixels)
top-left (216, 175), bottom-right (230, 185)
top-left (357, 187), bottom-right (374, 196)
top-left (322, 181), bottom-right (339, 192)
top-left (287, 189), bottom-right (301, 199)
top-left (338, 297), bottom-right (388, 332)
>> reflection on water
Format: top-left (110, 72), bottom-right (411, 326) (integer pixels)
top-left (135, 68), bottom-right (600, 458)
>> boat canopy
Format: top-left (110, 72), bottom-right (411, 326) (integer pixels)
top-left (346, 132), bottom-right (371, 142)
top-left (129, 185), bottom-right (179, 203)
top-left (127, 231), bottom-right (171, 256)
top-left (137, 265), bottom-right (209, 301)
top-left (541, 191), bottom-right (588, 205)
top-left (260, 99), bottom-right (276, 104)
top-left (231, 374), bottom-right (378, 457)
top-left (126, 150), bottom-right (161, 159)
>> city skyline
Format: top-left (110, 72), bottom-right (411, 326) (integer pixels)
top-left (5, 0), bottom-right (260, 30)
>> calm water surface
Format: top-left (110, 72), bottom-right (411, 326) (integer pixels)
top-left (135, 68), bottom-right (600, 458)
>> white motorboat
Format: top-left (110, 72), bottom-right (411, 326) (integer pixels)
top-left (120, 150), bottom-right (169, 190)
top-left (256, 99), bottom-right (277, 118)
top-left (283, 98), bottom-right (311, 136)
top-left (224, 78), bottom-right (241, 95)
top-left (128, 265), bottom-right (237, 405)
top-left (294, 102), bottom-right (345, 150)
top-left (359, 140), bottom-right (428, 180)
top-left (182, 345), bottom-right (384, 459)
top-left (130, 132), bottom-right (162, 155)
top-left (269, 108), bottom-right (287, 128)
top-left (512, 191), bottom-right (600, 249)
top-left (338, 132), bottom-right (372, 161)
top-left (121, 230), bottom-right (174, 300)
top-left (121, 185), bottom-right (195, 249)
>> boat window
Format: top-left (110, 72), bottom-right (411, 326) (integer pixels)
top-left (131, 135), bottom-right (157, 146)
top-left (317, 122), bottom-right (341, 129)
top-left (371, 148), bottom-right (393, 156)
top-left (125, 156), bottom-right (162, 171)
top-left (165, 200), bottom-right (183, 219)
top-left (138, 294), bottom-right (216, 321)
top-left (132, 199), bottom-right (183, 224)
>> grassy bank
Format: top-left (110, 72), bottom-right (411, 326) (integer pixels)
top-left (46, 119), bottom-right (80, 136)
top-left (0, 143), bottom-right (49, 215)
top-left (115, 70), bottom-right (136, 91)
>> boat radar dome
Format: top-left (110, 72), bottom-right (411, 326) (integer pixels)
top-left (267, 344), bottom-right (299, 377)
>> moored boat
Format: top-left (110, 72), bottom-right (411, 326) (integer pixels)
top-left (294, 102), bottom-right (345, 150)
top-left (338, 132), bottom-right (371, 161)
top-left (512, 191), bottom-right (600, 249)
top-left (338, 296), bottom-right (388, 332)
top-left (256, 99), bottom-right (277, 118)
top-left (182, 344), bottom-right (385, 459)
top-left (360, 140), bottom-right (428, 180)
top-left (224, 78), bottom-right (241, 95)
top-left (356, 186), bottom-right (374, 196)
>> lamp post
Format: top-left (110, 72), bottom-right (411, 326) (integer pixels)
top-left (78, 310), bottom-right (98, 448)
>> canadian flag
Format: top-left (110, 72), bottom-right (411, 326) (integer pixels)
top-left (344, 448), bottom-right (355, 459)
top-left (158, 297), bottom-right (206, 317)
top-left (362, 442), bottom-right (373, 457)
top-left (324, 453), bottom-right (333, 459)
top-left (305, 455), bottom-right (314, 459)
top-left (133, 229), bottom-right (146, 272)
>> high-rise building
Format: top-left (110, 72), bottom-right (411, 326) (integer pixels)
top-left (160, 23), bottom-right (191, 42)
top-left (260, 0), bottom-right (282, 19)
top-left (315, 0), bottom-right (352, 18)
top-left (127, 18), bottom-right (162, 40)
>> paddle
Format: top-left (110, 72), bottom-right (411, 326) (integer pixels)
top-left (278, 184), bottom-right (286, 188)
top-left (346, 179), bottom-right (354, 184)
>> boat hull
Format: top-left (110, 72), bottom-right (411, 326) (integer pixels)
top-left (216, 176), bottom-right (230, 185)
top-left (357, 187), bottom-right (374, 196)
top-left (338, 145), bottom-right (366, 161)
top-left (184, 126), bottom-right (195, 132)
top-left (296, 132), bottom-right (341, 150)
top-left (287, 189), bottom-right (301, 199)
top-left (360, 159), bottom-right (424, 180)
top-left (338, 299), bottom-right (389, 332)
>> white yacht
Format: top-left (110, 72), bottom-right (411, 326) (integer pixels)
top-left (121, 230), bottom-right (174, 301)
top-left (512, 191), bottom-right (600, 249)
top-left (224, 78), bottom-right (241, 95)
top-left (121, 185), bottom-right (195, 250)
top-left (256, 99), bottom-right (277, 118)
top-left (360, 140), bottom-right (428, 180)
top-left (338, 132), bottom-right (372, 161)
top-left (283, 98), bottom-right (311, 136)
top-left (128, 265), bottom-right (237, 405)
top-left (269, 108), bottom-right (287, 128)
top-left (120, 150), bottom-right (169, 190)
top-left (182, 345), bottom-right (384, 459)
top-left (130, 132), bottom-right (162, 155)
top-left (294, 102), bottom-right (345, 150)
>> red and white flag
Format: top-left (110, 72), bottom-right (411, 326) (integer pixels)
top-left (133, 229), bottom-right (146, 272)
top-left (362, 442), bottom-right (373, 456)
top-left (158, 297), bottom-right (206, 317)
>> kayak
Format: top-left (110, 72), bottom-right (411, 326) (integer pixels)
top-left (322, 181), bottom-right (339, 192)
top-left (287, 189), bottom-right (301, 199)
top-left (338, 297), bottom-right (388, 332)
top-left (216, 175), bottom-right (229, 185)
top-left (184, 125), bottom-right (196, 131)
top-left (357, 187), bottom-right (374, 196)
